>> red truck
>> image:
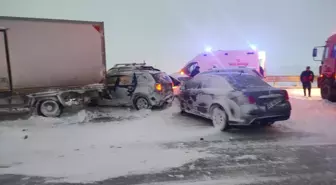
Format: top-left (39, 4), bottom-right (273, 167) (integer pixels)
top-left (313, 34), bottom-right (336, 101)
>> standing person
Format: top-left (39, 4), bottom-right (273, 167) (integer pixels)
top-left (300, 66), bottom-right (314, 97)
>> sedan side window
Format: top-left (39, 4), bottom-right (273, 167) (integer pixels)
top-left (185, 80), bottom-right (201, 89)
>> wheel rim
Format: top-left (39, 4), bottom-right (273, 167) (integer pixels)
top-left (40, 100), bottom-right (60, 117)
top-left (212, 108), bottom-right (227, 129)
top-left (136, 98), bottom-right (149, 110)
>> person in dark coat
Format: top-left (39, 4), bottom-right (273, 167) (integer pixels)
top-left (190, 66), bottom-right (200, 77)
top-left (300, 66), bottom-right (314, 97)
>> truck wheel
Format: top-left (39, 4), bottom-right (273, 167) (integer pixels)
top-left (321, 80), bottom-right (336, 102)
top-left (38, 100), bottom-right (62, 117)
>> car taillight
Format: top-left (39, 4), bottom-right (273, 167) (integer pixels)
top-left (284, 90), bottom-right (289, 101)
top-left (155, 83), bottom-right (162, 91)
top-left (248, 96), bottom-right (256, 104)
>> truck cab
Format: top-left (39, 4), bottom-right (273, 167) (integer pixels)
top-left (312, 34), bottom-right (336, 101)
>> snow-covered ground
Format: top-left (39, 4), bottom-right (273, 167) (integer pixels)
top-left (283, 88), bottom-right (336, 139)
top-left (0, 106), bottom-right (219, 183)
top-left (0, 88), bottom-right (335, 184)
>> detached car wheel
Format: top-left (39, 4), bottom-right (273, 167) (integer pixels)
top-left (38, 100), bottom-right (62, 117)
top-left (211, 107), bottom-right (229, 131)
top-left (134, 97), bottom-right (151, 110)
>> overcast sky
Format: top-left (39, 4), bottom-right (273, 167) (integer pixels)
top-left (1, 0), bottom-right (336, 75)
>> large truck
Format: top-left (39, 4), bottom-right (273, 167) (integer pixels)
top-left (0, 16), bottom-right (106, 117)
top-left (313, 34), bottom-right (336, 101)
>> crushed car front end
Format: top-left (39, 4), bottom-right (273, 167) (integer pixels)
top-left (149, 72), bottom-right (175, 107)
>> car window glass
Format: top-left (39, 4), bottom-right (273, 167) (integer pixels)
top-left (119, 75), bottom-right (133, 85)
top-left (152, 72), bottom-right (173, 83)
top-left (105, 76), bottom-right (119, 85)
top-left (221, 74), bottom-right (270, 90)
top-left (185, 79), bottom-right (201, 89)
top-left (136, 73), bottom-right (148, 83)
top-left (202, 75), bottom-right (231, 89)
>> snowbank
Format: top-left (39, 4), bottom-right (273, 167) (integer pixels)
top-left (0, 105), bottom-right (218, 183)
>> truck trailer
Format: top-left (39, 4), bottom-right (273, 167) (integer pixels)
top-left (0, 16), bottom-right (106, 117)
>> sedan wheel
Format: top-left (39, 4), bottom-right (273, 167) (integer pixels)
top-left (211, 107), bottom-right (229, 131)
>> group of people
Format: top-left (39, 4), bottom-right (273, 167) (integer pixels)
top-left (188, 64), bottom-right (315, 97)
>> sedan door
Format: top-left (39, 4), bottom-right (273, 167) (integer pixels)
top-left (193, 76), bottom-right (215, 115)
top-left (179, 79), bottom-right (197, 112)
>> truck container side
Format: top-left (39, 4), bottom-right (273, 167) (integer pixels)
top-left (0, 17), bottom-right (106, 117)
top-left (0, 16), bottom-right (106, 93)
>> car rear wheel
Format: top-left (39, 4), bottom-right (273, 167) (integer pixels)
top-left (211, 107), bottom-right (229, 131)
top-left (134, 97), bottom-right (151, 110)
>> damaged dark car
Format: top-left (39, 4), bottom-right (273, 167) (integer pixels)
top-left (178, 70), bottom-right (291, 131)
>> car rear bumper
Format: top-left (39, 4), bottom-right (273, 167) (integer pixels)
top-left (149, 92), bottom-right (174, 107)
top-left (230, 101), bottom-right (291, 125)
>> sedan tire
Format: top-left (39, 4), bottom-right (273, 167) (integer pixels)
top-left (211, 107), bottom-right (229, 131)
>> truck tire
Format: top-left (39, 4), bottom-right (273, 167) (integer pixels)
top-left (38, 100), bottom-right (63, 117)
top-left (321, 80), bottom-right (336, 102)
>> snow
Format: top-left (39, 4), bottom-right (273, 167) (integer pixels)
top-left (278, 88), bottom-right (336, 139)
top-left (234, 155), bottom-right (258, 161)
top-left (1, 87), bottom-right (336, 183)
top-left (146, 176), bottom-right (285, 185)
top-left (0, 106), bottom-right (218, 183)
top-left (286, 88), bottom-right (321, 100)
